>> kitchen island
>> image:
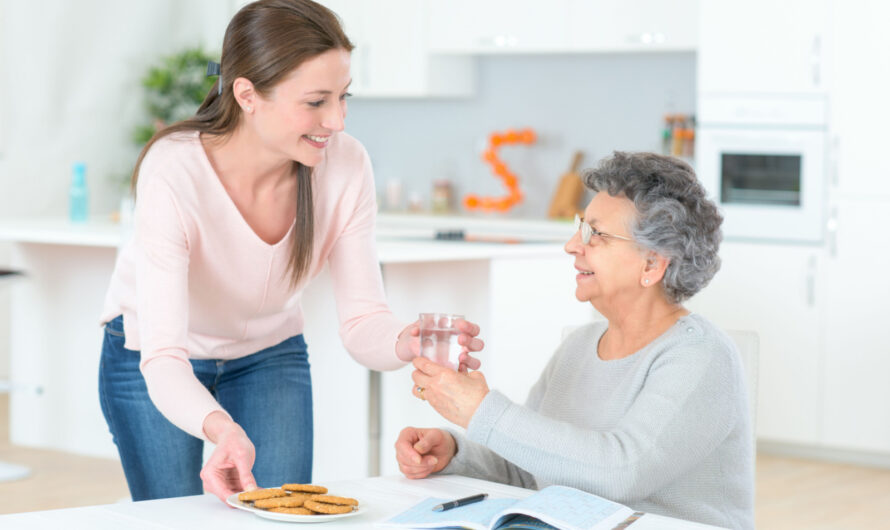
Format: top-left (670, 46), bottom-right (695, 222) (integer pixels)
top-left (0, 215), bottom-right (592, 479)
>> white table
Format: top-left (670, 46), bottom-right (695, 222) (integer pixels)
top-left (0, 475), bottom-right (725, 529)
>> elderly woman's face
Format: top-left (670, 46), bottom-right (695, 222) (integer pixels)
top-left (565, 192), bottom-right (646, 306)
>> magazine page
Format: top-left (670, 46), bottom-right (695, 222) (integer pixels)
top-left (492, 486), bottom-right (635, 530)
top-left (378, 496), bottom-right (519, 529)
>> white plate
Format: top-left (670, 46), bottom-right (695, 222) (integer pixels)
top-left (226, 493), bottom-right (365, 523)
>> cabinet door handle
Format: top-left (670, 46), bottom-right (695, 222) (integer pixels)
top-left (478, 35), bottom-right (518, 48)
top-left (806, 255), bottom-right (817, 307)
top-left (830, 135), bottom-right (840, 188)
top-left (811, 35), bottom-right (822, 87)
top-left (827, 206), bottom-right (838, 258)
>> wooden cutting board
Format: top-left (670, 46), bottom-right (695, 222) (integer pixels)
top-left (547, 151), bottom-right (585, 219)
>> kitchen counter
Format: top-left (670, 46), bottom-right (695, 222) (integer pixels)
top-left (0, 215), bottom-right (573, 262)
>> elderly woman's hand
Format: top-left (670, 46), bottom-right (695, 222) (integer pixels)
top-left (396, 318), bottom-right (484, 371)
top-left (411, 356), bottom-right (489, 428)
top-left (394, 426), bottom-right (456, 479)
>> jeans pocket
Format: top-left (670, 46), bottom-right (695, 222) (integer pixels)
top-left (104, 316), bottom-right (125, 337)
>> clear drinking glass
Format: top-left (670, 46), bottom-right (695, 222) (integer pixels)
top-left (418, 313), bottom-right (464, 370)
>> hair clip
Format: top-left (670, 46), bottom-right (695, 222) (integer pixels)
top-left (206, 61), bottom-right (222, 95)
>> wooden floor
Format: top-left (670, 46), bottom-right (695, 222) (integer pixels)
top-left (2, 393), bottom-right (890, 528)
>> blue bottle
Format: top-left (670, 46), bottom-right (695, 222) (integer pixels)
top-left (69, 162), bottom-right (88, 223)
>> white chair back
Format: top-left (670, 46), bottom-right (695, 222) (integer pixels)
top-left (725, 330), bottom-right (759, 439)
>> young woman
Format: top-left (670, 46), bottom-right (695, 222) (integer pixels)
top-left (99, 0), bottom-right (482, 503)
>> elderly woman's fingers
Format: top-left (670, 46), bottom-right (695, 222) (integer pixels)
top-left (455, 319), bottom-right (481, 337)
top-left (394, 427), bottom-right (442, 479)
top-left (459, 334), bottom-right (485, 352)
top-left (394, 429), bottom-right (424, 464)
top-left (458, 351), bottom-right (481, 371)
top-left (398, 462), bottom-right (435, 479)
top-left (412, 355), bottom-right (447, 375)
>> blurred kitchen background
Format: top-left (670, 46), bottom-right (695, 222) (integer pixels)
top-left (1, 0), bottom-right (889, 526)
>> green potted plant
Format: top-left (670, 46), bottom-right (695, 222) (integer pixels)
top-left (132, 47), bottom-right (218, 145)
top-left (112, 47), bottom-right (218, 222)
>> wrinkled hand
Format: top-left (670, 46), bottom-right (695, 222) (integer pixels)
top-left (200, 411), bottom-right (257, 503)
top-left (394, 427), bottom-right (456, 479)
top-left (411, 356), bottom-right (489, 428)
top-left (396, 318), bottom-right (485, 371)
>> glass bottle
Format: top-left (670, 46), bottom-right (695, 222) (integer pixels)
top-left (69, 162), bottom-right (88, 223)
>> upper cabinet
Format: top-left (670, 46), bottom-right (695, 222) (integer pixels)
top-left (827, 0), bottom-right (890, 198)
top-left (427, 0), bottom-right (698, 54)
top-left (427, 0), bottom-right (572, 53)
top-left (318, 0), bottom-right (474, 98)
top-left (698, 0), bottom-right (829, 95)
top-left (258, 0), bottom-right (701, 98)
top-left (568, 0), bottom-right (698, 52)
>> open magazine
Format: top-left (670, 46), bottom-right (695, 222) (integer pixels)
top-left (378, 485), bottom-right (645, 530)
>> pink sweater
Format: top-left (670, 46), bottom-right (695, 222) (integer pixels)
top-left (101, 131), bottom-right (407, 439)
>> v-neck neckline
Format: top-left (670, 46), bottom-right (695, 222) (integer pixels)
top-left (195, 132), bottom-right (296, 249)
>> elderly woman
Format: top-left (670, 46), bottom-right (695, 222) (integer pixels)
top-left (395, 152), bottom-right (754, 529)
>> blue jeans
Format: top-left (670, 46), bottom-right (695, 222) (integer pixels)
top-left (98, 316), bottom-right (313, 501)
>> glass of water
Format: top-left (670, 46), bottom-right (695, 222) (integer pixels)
top-left (418, 313), bottom-right (465, 370)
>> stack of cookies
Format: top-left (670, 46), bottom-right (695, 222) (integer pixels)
top-left (237, 484), bottom-right (359, 515)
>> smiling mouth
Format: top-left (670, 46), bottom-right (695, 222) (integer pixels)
top-left (303, 134), bottom-right (330, 146)
top-left (576, 266), bottom-right (595, 277)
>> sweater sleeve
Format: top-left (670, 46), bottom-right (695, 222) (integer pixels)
top-left (326, 146), bottom-right (407, 371)
top-left (439, 345), bottom-right (560, 487)
top-left (464, 339), bottom-right (740, 502)
top-left (135, 171), bottom-right (228, 440)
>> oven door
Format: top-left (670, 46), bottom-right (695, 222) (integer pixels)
top-left (696, 127), bottom-right (826, 243)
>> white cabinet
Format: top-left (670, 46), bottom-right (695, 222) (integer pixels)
top-left (427, 0), bottom-right (571, 53)
top-left (821, 202), bottom-right (890, 453)
top-left (698, 0), bottom-right (829, 95)
top-left (319, 0), bottom-right (474, 97)
top-left (427, 0), bottom-right (697, 54)
top-left (685, 242), bottom-right (823, 445)
top-left (568, 0), bottom-right (698, 52)
top-left (818, 2), bottom-right (890, 454)
top-left (827, 0), bottom-right (890, 199)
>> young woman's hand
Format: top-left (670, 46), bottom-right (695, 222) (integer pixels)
top-left (395, 318), bottom-right (484, 371)
top-left (200, 411), bottom-right (257, 503)
top-left (394, 427), bottom-right (456, 479)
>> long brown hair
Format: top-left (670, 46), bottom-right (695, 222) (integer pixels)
top-left (131, 0), bottom-right (354, 288)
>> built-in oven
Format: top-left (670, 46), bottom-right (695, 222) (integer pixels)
top-left (696, 96), bottom-right (827, 243)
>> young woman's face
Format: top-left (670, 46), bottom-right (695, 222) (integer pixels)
top-left (564, 192), bottom-right (645, 307)
top-left (252, 48), bottom-right (352, 167)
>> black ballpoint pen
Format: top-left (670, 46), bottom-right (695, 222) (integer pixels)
top-left (432, 493), bottom-right (489, 512)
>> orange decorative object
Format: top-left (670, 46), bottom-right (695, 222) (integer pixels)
top-left (463, 127), bottom-right (537, 212)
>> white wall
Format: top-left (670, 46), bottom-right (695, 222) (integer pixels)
top-left (0, 0), bottom-right (234, 220)
top-left (0, 0), bottom-right (237, 379)
top-left (350, 53), bottom-right (696, 217)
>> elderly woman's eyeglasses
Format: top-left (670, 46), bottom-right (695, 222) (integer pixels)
top-left (573, 214), bottom-right (634, 245)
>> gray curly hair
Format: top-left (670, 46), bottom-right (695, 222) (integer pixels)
top-left (582, 151), bottom-right (723, 303)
